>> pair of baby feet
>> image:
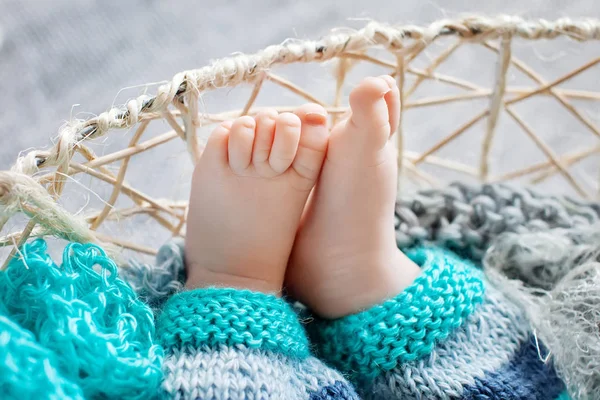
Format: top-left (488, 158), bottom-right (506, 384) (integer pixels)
top-left (185, 76), bottom-right (420, 319)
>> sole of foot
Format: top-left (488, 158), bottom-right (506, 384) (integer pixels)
top-left (185, 105), bottom-right (329, 294)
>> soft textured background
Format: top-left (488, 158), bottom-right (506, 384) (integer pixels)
top-left (1, 0), bottom-right (599, 259)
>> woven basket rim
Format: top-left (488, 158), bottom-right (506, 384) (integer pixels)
top-left (24, 16), bottom-right (600, 164)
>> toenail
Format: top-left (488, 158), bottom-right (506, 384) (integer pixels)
top-left (305, 112), bottom-right (327, 126)
top-left (380, 75), bottom-right (396, 88)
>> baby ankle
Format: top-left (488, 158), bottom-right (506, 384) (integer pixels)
top-left (186, 265), bottom-right (283, 295)
top-left (310, 251), bottom-right (421, 319)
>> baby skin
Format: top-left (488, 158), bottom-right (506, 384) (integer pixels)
top-left (185, 75), bottom-right (420, 319)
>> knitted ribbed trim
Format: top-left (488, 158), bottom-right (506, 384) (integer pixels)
top-left (157, 288), bottom-right (310, 359)
top-left (311, 247), bottom-right (485, 380)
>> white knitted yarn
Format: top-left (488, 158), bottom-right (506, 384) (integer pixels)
top-left (485, 227), bottom-right (600, 399)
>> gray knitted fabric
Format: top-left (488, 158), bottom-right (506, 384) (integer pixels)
top-left (484, 225), bottom-right (600, 289)
top-left (395, 182), bottom-right (599, 262)
top-left (121, 239), bottom-right (185, 308)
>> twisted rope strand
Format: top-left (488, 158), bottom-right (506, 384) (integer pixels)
top-left (10, 16), bottom-right (600, 176)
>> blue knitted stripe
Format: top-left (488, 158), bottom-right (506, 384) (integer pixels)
top-left (309, 381), bottom-right (360, 400)
top-left (310, 246), bottom-right (485, 380)
top-left (162, 345), bottom-right (306, 398)
top-left (157, 288), bottom-right (310, 359)
top-left (461, 336), bottom-right (565, 399)
top-left (162, 344), bottom-right (353, 398)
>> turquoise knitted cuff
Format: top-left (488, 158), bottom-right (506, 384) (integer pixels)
top-left (156, 287), bottom-right (310, 359)
top-left (309, 247), bottom-right (485, 380)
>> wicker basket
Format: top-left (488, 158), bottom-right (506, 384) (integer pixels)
top-left (1, 15), bottom-right (599, 266)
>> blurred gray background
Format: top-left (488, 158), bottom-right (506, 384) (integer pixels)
top-left (1, 0), bottom-right (599, 258)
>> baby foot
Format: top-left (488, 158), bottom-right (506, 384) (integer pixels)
top-left (185, 105), bottom-right (329, 294)
top-left (287, 76), bottom-right (420, 318)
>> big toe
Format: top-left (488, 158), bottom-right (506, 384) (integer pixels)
top-left (330, 76), bottom-right (399, 164)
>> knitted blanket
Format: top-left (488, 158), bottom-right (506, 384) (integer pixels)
top-left (1, 183), bottom-right (598, 399)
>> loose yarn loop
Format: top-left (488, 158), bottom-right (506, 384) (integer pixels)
top-left (542, 263), bottom-right (600, 400)
top-left (0, 239), bottom-right (163, 399)
top-left (484, 227), bottom-right (600, 400)
top-left (485, 225), bottom-right (600, 289)
top-left (0, 314), bottom-right (85, 400)
top-left (120, 238), bottom-right (186, 308)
